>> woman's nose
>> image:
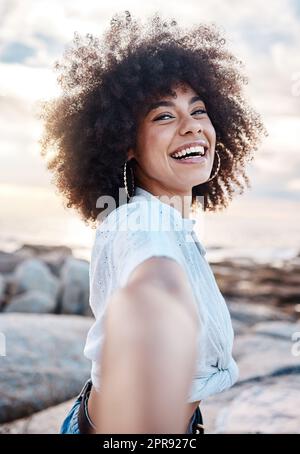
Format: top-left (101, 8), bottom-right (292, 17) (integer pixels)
top-left (178, 116), bottom-right (204, 135)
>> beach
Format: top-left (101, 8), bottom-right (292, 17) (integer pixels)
top-left (0, 238), bottom-right (299, 433)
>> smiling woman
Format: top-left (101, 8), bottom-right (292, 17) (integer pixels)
top-left (38, 11), bottom-right (267, 224)
top-left (126, 83), bottom-right (217, 206)
top-left (38, 10), bottom-right (267, 435)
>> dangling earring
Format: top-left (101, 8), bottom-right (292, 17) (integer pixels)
top-left (206, 150), bottom-right (220, 182)
top-left (123, 159), bottom-right (135, 199)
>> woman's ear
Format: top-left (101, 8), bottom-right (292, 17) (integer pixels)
top-left (127, 148), bottom-right (135, 160)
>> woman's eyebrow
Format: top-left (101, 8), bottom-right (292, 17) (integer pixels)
top-left (146, 95), bottom-right (204, 114)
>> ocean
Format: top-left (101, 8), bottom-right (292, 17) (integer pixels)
top-left (0, 184), bottom-right (299, 264)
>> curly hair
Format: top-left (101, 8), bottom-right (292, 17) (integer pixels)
top-left (38, 10), bottom-right (267, 227)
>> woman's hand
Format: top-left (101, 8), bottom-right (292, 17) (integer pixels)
top-left (90, 257), bottom-right (200, 434)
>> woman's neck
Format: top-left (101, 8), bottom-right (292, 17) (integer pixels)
top-left (135, 184), bottom-right (192, 220)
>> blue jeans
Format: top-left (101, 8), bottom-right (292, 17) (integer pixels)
top-left (60, 379), bottom-right (204, 434)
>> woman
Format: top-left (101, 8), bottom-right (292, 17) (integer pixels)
top-left (39, 11), bottom-right (266, 434)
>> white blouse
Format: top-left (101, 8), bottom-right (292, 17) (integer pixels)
top-left (83, 185), bottom-right (239, 403)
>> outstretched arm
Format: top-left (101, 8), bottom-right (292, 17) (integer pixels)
top-left (89, 257), bottom-right (200, 434)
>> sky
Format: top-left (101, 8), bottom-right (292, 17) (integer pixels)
top-left (0, 0), bottom-right (299, 257)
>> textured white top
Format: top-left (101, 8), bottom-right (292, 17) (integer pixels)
top-left (83, 186), bottom-right (239, 403)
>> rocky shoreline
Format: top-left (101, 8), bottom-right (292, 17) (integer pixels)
top-left (0, 244), bottom-right (299, 433)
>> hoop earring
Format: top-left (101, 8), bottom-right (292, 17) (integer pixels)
top-left (123, 159), bottom-right (135, 199)
top-left (206, 150), bottom-right (220, 183)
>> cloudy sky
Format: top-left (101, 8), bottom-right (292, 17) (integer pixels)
top-left (0, 0), bottom-right (299, 255)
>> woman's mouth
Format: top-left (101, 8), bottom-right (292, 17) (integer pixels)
top-left (169, 145), bottom-right (208, 165)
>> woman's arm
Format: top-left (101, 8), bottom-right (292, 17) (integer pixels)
top-left (126, 256), bottom-right (199, 329)
top-left (90, 257), bottom-right (200, 433)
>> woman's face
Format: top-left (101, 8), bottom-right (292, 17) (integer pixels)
top-left (127, 82), bottom-right (216, 197)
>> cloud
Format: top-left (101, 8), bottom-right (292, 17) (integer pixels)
top-left (287, 179), bottom-right (300, 191)
top-left (0, 62), bottom-right (59, 100)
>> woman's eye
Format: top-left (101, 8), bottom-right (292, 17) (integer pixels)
top-left (193, 109), bottom-right (207, 115)
top-left (154, 114), bottom-right (174, 121)
top-left (154, 109), bottom-right (207, 121)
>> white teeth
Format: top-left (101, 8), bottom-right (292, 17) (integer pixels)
top-left (171, 146), bottom-right (205, 159)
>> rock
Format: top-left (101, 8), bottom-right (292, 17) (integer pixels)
top-left (15, 244), bottom-right (73, 278)
top-left (0, 313), bottom-right (93, 423)
top-left (251, 321), bottom-right (300, 341)
top-left (233, 333), bottom-right (300, 382)
top-left (1, 324), bottom-right (299, 433)
top-left (255, 284), bottom-right (300, 303)
top-left (4, 374), bottom-right (300, 434)
top-left (0, 274), bottom-right (6, 303)
top-left (60, 257), bottom-right (90, 316)
top-left (16, 244), bottom-right (72, 257)
top-left (0, 273), bottom-right (15, 309)
top-left (212, 375), bottom-right (300, 433)
top-left (0, 251), bottom-right (25, 274)
top-left (227, 299), bottom-right (293, 326)
top-left (0, 398), bottom-right (75, 434)
top-left (12, 258), bottom-right (60, 300)
top-left (4, 290), bottom-right (56, 314)
top-left (212, 259), bottom-right (300, 307)
top-left (231, 318), bottom-right (250, 336)
top-left (198, 387), bottom-right (234, 434)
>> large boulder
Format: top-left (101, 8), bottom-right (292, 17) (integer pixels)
top-left (212, 257), bottom-right (300, 308)
top-left (0, 398), bottom-right (75, 434)
top-left (0, 274), bottom-right (6, 304)
top-left (227, 299), bottom-right (294, 327)
top-left (233, 333), bottom-right (300, 382)
top-left (12, 258), bottom-right (60, 300)
top-left (251, 321), bottom-right (300, 341)
top-left (4, 290), bottom-right (56, 314)
top-left (0, 313), bottom-right (93, 423)
top-left (2, 373), bottom-right (300, 434)
top-left (15, 244), bottom-right (73, 278)
top-left (0, 251), bottom-right (26, 274)
top-left (212, 374), bottom-right (300, 434)
top-left (60, 257), bottom-right (90, 316)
